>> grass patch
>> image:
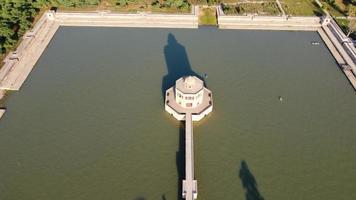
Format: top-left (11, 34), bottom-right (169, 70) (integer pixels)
top-left (335, 18), bottom-right (356, 39)
top-left (281, 0), bottom-right (323, 16)
top-left (221, 2), bottom-right (280, 16)
top-left (199, 7), bottom-right (217, 25)
top-left (321, 0), bottom-right (356, 17)
top-left (334, 0), bottom-right (348, 10)
top-left (57, 0), bottom-right (191, 13)
top-left (321, 1), bottom-right (347, 16)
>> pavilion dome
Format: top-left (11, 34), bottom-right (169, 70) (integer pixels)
top-left (176, 76), bottom-right (203, 94)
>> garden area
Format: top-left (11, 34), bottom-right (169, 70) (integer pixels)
top-left (99, 0), bottom-right (190, 13)
top-left (321, 0), bottom-right (356, 16)
top-left (221, 1), bottom-right (281, 16)
top-left (280, 0), bottom-right (323, 16)
top-left (55, 0), bottom-right (191, 13)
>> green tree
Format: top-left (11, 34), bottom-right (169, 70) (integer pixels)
top-left (0, 0), bottom-right (100, 55)
top-left (347, 20), bottom-right (356, 37)
top-left (165, 0), bottom-right (188, 8)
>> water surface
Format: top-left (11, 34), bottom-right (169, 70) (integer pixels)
top-left (0, 27), bottom-right (355, 200)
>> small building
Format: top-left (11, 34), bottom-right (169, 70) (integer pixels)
top-left (165, 76), bottom-right (213, 121)
top-left (175, 76), bottom-right (204, 108)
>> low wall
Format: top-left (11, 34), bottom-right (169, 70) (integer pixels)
top-left (0, 13), bottom-right (59, 90)
top-left (55, 9), bottom-right (198, 28)
top-left (328, 19), bottom-right (356, 64)
top-left (319, 18), bottom-right (356, 89)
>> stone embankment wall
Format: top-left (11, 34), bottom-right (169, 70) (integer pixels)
top-left (327, 19), bottom-right (356, 64)
top-left (319, 18), bottom-right (356, 89)
top-left (0, 13), bottom-right (59, 91)
top-left (0, 11), bottom-right (58, 120)
top-left (56, 7), bottom-right (199, 28)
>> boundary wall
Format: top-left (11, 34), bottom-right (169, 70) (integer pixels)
top-left (0, 13), bottom-right (59, 91)
top-left (319, 18), bottom-right (356, 89)
top-left (55, 7), bottom-right (198, 28)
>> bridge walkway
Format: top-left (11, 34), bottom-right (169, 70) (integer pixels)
top-left (183, 113), bottom-right (197, 200)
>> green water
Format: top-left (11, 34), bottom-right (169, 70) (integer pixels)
top-left (0, 27), bottom-right (355, 200)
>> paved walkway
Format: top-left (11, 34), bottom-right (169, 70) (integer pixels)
top-left (0, 14), bottom-right (59, 90)
top-left (318, 26), bottom-right (356, 89)
top-left (183, 113), bottom-right (197, 200)
top-left (55, 10), bottom-right (198, 28)
top-left (276, 0), bottom-right (286, 16)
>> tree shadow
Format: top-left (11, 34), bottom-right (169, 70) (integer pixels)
top-left (343, 0), bottom-right (355, 6)
top-left (312, 1), bottom-right (324, 16)
top-left (176, 122), bottom-right (185, 200)
top-left (239, 160), bottom-right (264, 200)
top-left (162, 33), bottom-right (205, 102)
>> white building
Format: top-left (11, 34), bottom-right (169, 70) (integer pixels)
top-left (175, 76), bottom-right (204, 108)
top-left (165, 76), bottom-right (213, 121)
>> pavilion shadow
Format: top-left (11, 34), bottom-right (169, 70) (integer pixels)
top-left (239, 160), bottom-right (265, 200)
top-left (161, 33), bottom-right (205, 102)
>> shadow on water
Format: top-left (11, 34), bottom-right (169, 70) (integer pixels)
top-left (239, 160), bottom-right (265, 200)
top-left (133, 194), bottom-right (167, 200)
top-left (134, 197), bottom-right (146, 200)
top-left (161, 194), bottom-right (167, 200)
top-left (176, 122), bottom-right (185, 200)
top-left (162, 33), bottom-right (205, 101)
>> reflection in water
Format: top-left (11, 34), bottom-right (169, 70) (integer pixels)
top-left (239, 160), bottom-right (264, 200)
